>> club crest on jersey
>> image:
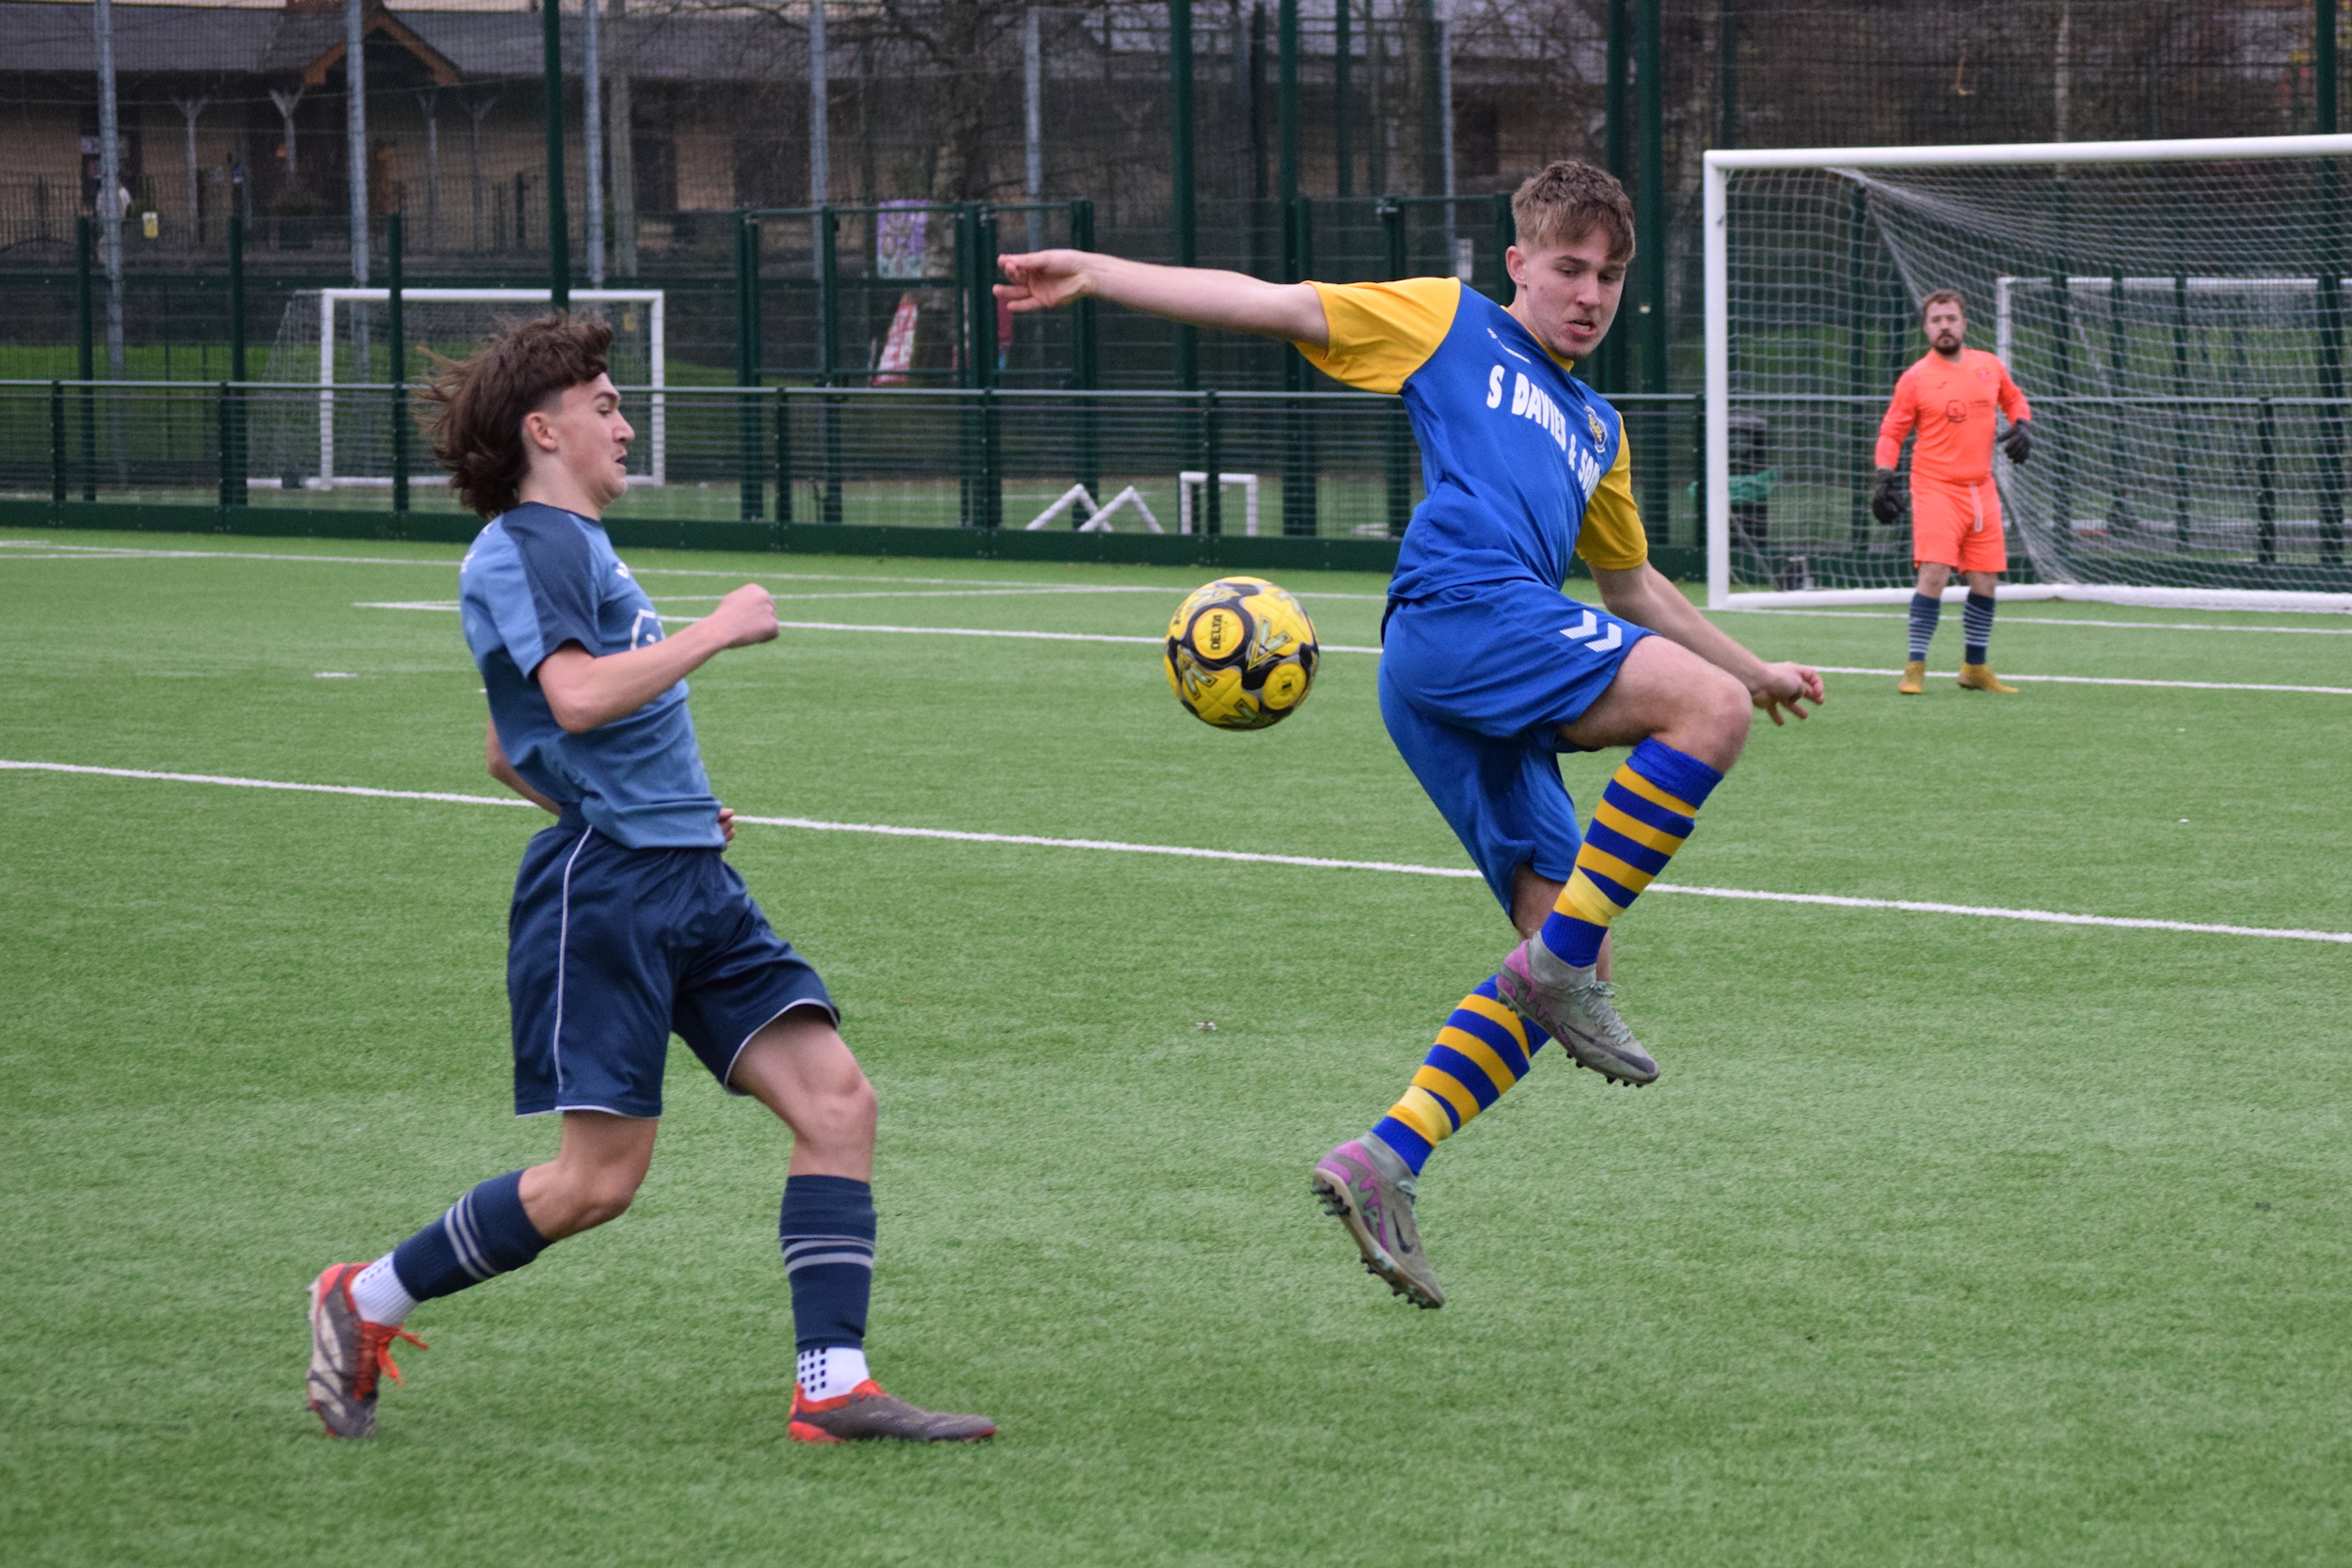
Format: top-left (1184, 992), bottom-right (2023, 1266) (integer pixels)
top-left (1586, 408), bottom-right (1609, 451)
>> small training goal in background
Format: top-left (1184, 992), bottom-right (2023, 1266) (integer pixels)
top-left (253, 289), bottom-right (665, 492)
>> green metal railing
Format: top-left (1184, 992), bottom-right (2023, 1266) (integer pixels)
top-left (0, 378), bottom-right (1711, 550)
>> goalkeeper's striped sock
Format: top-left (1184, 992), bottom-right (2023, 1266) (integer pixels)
top-left (1536, 739), bottom-right (1724, 970)
top-left (1907, 592), bottom-right (1943, 660)
top-left (1963, 592), bottom-right (1996, 665)
top-left (1370, 978), bottom-right (1552, 1174)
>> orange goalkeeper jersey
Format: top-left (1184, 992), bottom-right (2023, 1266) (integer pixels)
top-left (1875, 347), bottom-right (2030, 483)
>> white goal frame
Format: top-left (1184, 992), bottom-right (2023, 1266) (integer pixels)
top-left (1703, 134), bottom-right (2352, 613)
top-left (315, 288), bottom-right (666, 488)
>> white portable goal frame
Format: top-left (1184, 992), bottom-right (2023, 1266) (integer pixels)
top-left (1703, 134), bottom-right (2352, 613)
top-left (315, 288), bottom-right (666, 488)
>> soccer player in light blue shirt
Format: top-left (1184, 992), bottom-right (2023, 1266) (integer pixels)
top-left (998, 160), bottom-right (1824, 1310)
top-left (303, 314), bottom-right (993, 1445)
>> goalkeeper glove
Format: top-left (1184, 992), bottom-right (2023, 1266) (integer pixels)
top-left (1869, 467), bottom-right (1905, 525)
top-left (2002, 422), bottom-right (2032, 465)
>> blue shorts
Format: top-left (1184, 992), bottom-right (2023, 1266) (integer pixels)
top-left (1378, 580), bottom-right (1650, 910)
top-left (507, 809), bottom-right (836, 1118)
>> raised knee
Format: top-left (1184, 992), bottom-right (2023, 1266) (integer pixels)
top-left (557, 1170), bottom-right (642, 1232)
top-left (1708, 667), bottom-right (1753, 736)
top-left (836, 1074), bottom-right (879, 1133)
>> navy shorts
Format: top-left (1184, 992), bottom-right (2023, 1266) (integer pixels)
top-left (1378, 579), bottom-right (1649, 911)
top-left (507, 809), bottom-right (836, 1119)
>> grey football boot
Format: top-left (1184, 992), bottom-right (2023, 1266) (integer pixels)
top-left (1494, 938), bottom-right (1660, 1085)
top-left (789, 1384), bottom-right (997, 1443)
top-left (306, 1263), bottom-right (424, 1439)
top-left (1311, 1135), bottom-right (1443, 1308)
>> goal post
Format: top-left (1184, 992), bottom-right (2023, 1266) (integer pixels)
top-left (278, 288), bottom-right (665, 491)
top-left (1704, 134), bottom-right (2352, 613)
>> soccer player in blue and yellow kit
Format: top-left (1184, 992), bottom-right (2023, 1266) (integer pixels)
top-left (999, 161), bottom-right (1822, 1307)
top-left (302, 315), bottom-right (993, 1442)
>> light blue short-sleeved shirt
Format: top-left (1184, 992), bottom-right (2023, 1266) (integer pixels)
top-left (458, 502), bottom-right (723, 849)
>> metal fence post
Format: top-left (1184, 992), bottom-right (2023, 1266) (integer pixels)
top-left (965, 206), bottom-right (1001, 528)
top-left (217, 381), bottom-right (233, 508)
top-left (50, 380), bottom-right (66, 504)
top-left (819, 207), bottom-right (843, 523)
top-left (228, 210), bottom-right (246, 506)
top-left (1070, 197), bottom-right (1100, 500)
top-left (389, 213), bottom-right (408, 515)
top-left (77, 215), bottom-right (95, 501)
top-left (1381, 198), bottom-right (1411, 536)
top-left (1202, 388), bottom-right (1223, 535)
top-left (1169, 0), bottom-right (1198, 389)
top-left (775, 384), bottom-right (794, 526)
top-left (737, 214), bottom-right (763, 521)
top-left (1283, 197), bottom-right (1319, 535)
top-left (544, 0), bottom-right (569, 309)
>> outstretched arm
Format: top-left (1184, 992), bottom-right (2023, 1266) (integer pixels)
top-left (1592, 564), bottom-right (1824, 727)
top-left (995, 249), bottom-right (1327, 345)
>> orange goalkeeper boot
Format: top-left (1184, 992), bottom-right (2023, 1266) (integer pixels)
top-left (1958, 662), bottom-right (2017, 693)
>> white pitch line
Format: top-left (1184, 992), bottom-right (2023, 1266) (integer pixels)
top-left (352, 601), bottom-right (1390, 653)
top-left (357, 602), bottom-right (2340, 684)
top-left (1808, 664), bottom-right (2352, 695)
top-left (4, 757), bottom-right (2346, 944)
top-left (653, 587), bottom-right (1152, 604)
top-left (1714, 607), bottom-right (2352, 636)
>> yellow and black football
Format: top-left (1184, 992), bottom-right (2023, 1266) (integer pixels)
top-left (1163, 576), bottom-right (1320, 730)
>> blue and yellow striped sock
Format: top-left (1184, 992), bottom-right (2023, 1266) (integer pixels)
top-left (1370, 978), bottom-right (1553, 1175)
top-left (1536, 738), bottom-right (1724, 971)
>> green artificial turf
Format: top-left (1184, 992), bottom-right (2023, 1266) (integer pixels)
top-left (2, 527), bottom-right (2347, 1566)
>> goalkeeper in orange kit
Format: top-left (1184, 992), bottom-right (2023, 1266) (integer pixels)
top-left (1873, 289), bottom-right (2033, 694)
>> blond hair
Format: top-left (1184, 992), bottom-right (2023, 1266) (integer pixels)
top-left (1511, 160), bottom-right (1636, 261)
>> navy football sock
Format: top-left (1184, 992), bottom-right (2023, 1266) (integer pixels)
top-left (780, 1175), bottom-right (876, 1353)
top-left (1963, 592), bottom-right (1996, 665)
top-left (389, 1170), bottom-right (550, 1301)
top-left (1907, 592), bottom-right (1942, 661)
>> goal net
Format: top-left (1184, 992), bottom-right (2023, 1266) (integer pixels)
top-left (1704, 135), bottom-right (2352, 610)
top-left (254, 289), bottom-right (665, 492)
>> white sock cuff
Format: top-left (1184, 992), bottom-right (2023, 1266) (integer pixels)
top-left (350, 1253), bottom-right (419, 1327)
top-left (795, 1344), bottom-right (870, 1401)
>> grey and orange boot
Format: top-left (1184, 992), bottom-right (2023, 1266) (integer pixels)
top-left (306, 1263), bottom-right (424, 1439)
top-left (1311, 1136), bottom-right (1443, 1308)
top-left (788, 1382), bottom-right (997, 1443)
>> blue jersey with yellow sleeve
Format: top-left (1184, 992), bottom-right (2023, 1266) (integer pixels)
top-left (1295, 277), bottom-right (1645, 600)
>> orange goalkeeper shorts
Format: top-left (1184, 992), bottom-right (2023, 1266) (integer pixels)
top-left (1911, 477), bottom-right (2009, 574)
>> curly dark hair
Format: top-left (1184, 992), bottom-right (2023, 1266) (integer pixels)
top-left (1511, 159), bottom-right (1636, 262)
top-left (420, 312), bottom-right (612, 519)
